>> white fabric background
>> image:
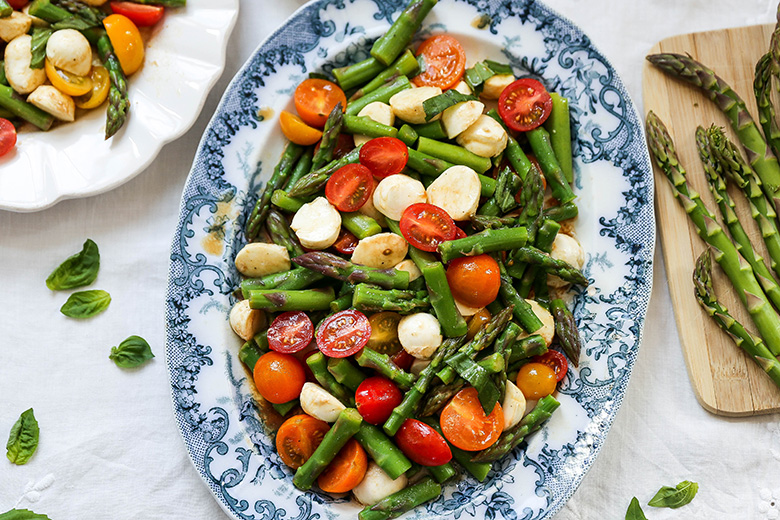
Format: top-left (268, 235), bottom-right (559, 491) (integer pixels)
top-left (2, 1), bottom-right (780, 518)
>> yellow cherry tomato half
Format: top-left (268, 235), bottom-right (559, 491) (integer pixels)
top-left (279, 110), bottom-right (322, 145)
top-left (75, 66), bottom-right (110, 109)
top-left (45, 59), bottom-right (93, 97)
top-left (103, 14), bottom-right (145, 76)
top-left (516, 362), bottom-right (558, 400)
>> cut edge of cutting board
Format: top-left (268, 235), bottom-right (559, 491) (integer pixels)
top-left (643, 23), bottom-right (780, 417)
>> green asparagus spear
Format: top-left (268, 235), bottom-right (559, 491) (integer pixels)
top-left (247, 287), bottom-right (335, 312)
top-left (343, 115), bottom-right (399, 138)
top-left (286, 149), bottom-right (314, 189)
top-left (445, 352), bottom-right (501, 413)
top-left (544, 93), bottom-right (574, 184)
top-left (270, 189), bottom-right (315, 213)
top-left (406, 148), bottom-right (453, 176)
top-left (397, 124), bottom-right (419, 146)
top-left (550, 299), bottom-right (581, 367)
top-left (246, 143), bottom-right (304, 239)
top-left (334, 57), bottom-right (386, 92)
top-left (306, 351), bottom-right (354, 404)
top-left (287, 144), bottom-right (363, 197)
top-left (293, 252), bottom-right (410, 290)
top-left (352, 284), bottom-right (430, 313)
top-left (370, 0), bottom-right (437, 66)
top-left (267, 209), bottom-right (305, 258)
top-left (419, 380), bottom-right (465, 416)
top-left (355, 348), bottom-right (416, 390)
top-left (359, 477), bottom-right (441, 520)
top-left (91, 31), bottom-right (129, 138)
top-left (543, 202), bottom-right (579, 222)
top-left (238, 337), bottom-right (265, 370)
top-left (505, 157), bottom-right (545, 278)
top-left (349, 50), bottom-right (420, 101)
top-left (353, 423), bottom-right (412, 480)
top-left (0, 85), bottom-right (54, 130)
top-left (517, 219), bottom-right (560, 297)
top-left (508, 334), bottom-right (548, 363)
top-left (417, 136), bottom-right (492, 174)
top-left (346, 76), bottom-right (411, 116)
top-left (124, 0), bottom-right (185, 5)
top-left (511, 246), bottom-right (589, 286)
top-left (437, 226), bottom-right (528, 263)
top-left (327, 358), bottom-right (367, 391)
top-left (240, 268), bottom-right (325, 297)
top-left (527, 126), bottom-right (576, 204)
top-left (754, 53), bottom-right (780, 160)
top-left (342, 212), bottom-right (382, 239)
top-left (311, 103), bottom-right (344, 170)
top-left (486, 109), bottom-right (534, 180)
top-left (496, 259), bottom-right (543, 333)
top-left (271, 399), bottom-right (299, 417)
top-left (470, 215), bottom-right (518, 231)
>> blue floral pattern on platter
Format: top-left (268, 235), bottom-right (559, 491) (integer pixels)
top-left (165, 1), bottom-right (655, 519)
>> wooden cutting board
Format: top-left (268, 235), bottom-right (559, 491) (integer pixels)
top-left (644, 23), bottom-right (780, 416)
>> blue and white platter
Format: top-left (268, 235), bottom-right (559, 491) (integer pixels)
top-left (165, 1), bottom-right (655, 518)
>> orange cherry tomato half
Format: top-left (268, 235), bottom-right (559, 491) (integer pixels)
top-left (332, 228), bottom-right (359, 255)
top-left (532, 350), bottom-right (569, 382)
top-left (445, 254), bottom-right (501, 308)
top-left (317, 438), bottom-right (368, 493)
top-left (411, 34), bottom-right (466, 89)
top-left (325, 163), bottom-right (374, 212)
top-left (498, 78), bottom-right (553, 132)
top-left (294, 78), bottom-right (347, 128)
top-left (275, 414), bottom-right (330, 469)
top-left (399, 203), bottom-right (457, 252)
top-left (253, 351), bottom-right (306, 404)
top-left (516, 362), bottom-right (558, 400)
top-left (267, 311), bottom-right (314, 354)
top-left (395, 418), bottom-right (452, 466)
top-left (358, 136), bottom-right (408, 179)
top-left (103, 14), bottom-right (145, 76)
top-left (316, 309), bottom-right (371, 358)
top-left (440, 387), bottom-right (503, 451)
top-left (279, 111), bottom-right (323, 145)
top-left (110, 1), bottom-right (164, 27)
top-left (0, 119), bottom-right (18, 158)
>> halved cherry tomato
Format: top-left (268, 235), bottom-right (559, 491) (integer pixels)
top-left (316, 309), bottom-right (371, 358)
top-left (103, 14), bottom-right (145, 76)
top-left (294, 78), bottom-right (347, 128)
top-left (325, 163), bottom-right (374, 212)
top-left (355, 376), bottom-right (402, 425)
top-left (411, 34), bottom-right (466, 89)
top-left (0, 119), bottom-right (17, 158)
top-left (332, 228), bottom-right (359, 255)
top-left (453, 226), bottom-right (467, 240)
top-left (280, 110), bottom-right (323, 145)
top-left (276, 414), bottom-right (330, 469)
top-left (110, 1), bottom-right (164, 27)
top-left (317, 438), bottom-right (368, 493)
top-left (75, 66), bottom-right (111, 109)
top-left (440, 387), bottom-right (503, 451)
top-left (466, 308), bottom-right (492, 340)
top-left (516, 362), bottom-right (557, 400)
top-left (317, 132), bottom-right (354, 160)
top-left (358, 136), bottom-right (408, 179)
top-left (498, 78), bottom-right (553, 132)
top-left (446, 254), bottom-right (500, 308)
top-left (395, 419), bottom-right (452, 466)
top-left (45, 59), bottom-right (92, 97)
top-left (7, 0), bottom-right (28, 9)
top-left (391, 349), bottom-right (414, 372)
top-left (253, 351), bottom-right (306, 404)
top-left (267, 312), bottom-right (314, 354)
top-left (366, 311), bottom-right (402, 355)
top-left (399, 203), bottom-right (457, 252)
top-left (532, 350), bottom-right (568, 382)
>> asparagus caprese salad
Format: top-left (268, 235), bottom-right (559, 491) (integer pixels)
top-left (0, 0), bottom-right (184, 158)
top-left (229, 0), bottom-right (587, 517)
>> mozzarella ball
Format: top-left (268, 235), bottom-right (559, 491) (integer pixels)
top-left (359, 183), bottom-right (388, 228)
top-left (441, 100), bottom-right (484, 139)
top-left (0, 11), bottom-right (32, 42)
top-left (398, 313), bottom-right (442, 359)
top-left (481, 74), bottom-right (515, 100)
top-left (47, 29), bottom-right (92, 76)
top-left (451, 80), bottom-right (472, 96)
top-left (352, 463), bottom-right (407, 506)
top-left (300, 383), bottom-right (346, 423)
top-left (394, 259), bottom-right (422, 282)
top-left (351, 232), bottom-right (408, 269)
top-left (372, 174), bottom-right (427, 221)
top-left (517, 299), bottom-right (555, 346)
top-left (27, 85), bottom-right (74, 121)
top-left (548, 233), bottom-right (586, 288)
top-left (291, 197), bottom-right (342, 249)
top-left (456, 114), bottom-right (508, 158)
top-left (229, 300), bottom-right (265, 341)
top-left (502, 380), bottom-right (527, 429)
top-left (235, 242), bottom-right (290, 277)
top-left (4, 35), bottom-right (46, 94)
top-left (425, 165), bottom-right (481, 221)
top-left (389, 86), bottom-right (442, 124)
top-left (354, 101), bottom-right (394, 147)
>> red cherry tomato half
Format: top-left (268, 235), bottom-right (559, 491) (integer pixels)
top-left (399, 203), bottom-right (457, 252)
top-left (532, 350), bottom-right (569, 382)
top-left (316, 309), bottom-right (371, 358)
top-left (358, 137), bottom-right (408, 179)
top-left (390, 349), bottom-right (414, 371)
top-left (453, 226), bottom-right (467, 240)
top-left (325, 163), bottom-right (374, 212)
top-left (395, 419), bottom-right (452, 466)
top-left (498, 78), bottom-right (553, 132)
top-left (110, 2), bottom-right (164, 27)
top-left (0, 119), bottom-right (17, 158)
top-left (355, 376), bottom-right (403, 425)
top-left (7, 0), bottom-right (28, 8)
top-left (267, 311), bottom-right (314, 354)
top-left (332, 228), bottom-right (359, 255)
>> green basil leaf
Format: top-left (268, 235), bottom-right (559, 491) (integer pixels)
top-left (6, 409), bottom-right (39, 465)
top-left (46, 239), bottom-right (100, 290)
top-left (625, 497), bottom-right (648, 520)
top-left (60, 289), bottom-right (111, 318)
top-left (484, 59), bottom-right (513, 75)
top-left (110, 336), bottom-right (155, 368)
top-left (422, 90), bottom-right (478, 122)
top-left (648, 480), bottom-right (699, 509)
top-left (0, 510), bottom-right (52, 520)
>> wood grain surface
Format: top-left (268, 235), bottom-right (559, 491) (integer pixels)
top-left (643, 23), bottom-right (780, 416)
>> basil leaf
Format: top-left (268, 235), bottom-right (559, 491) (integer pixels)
top-left (0, 510), bottom-right (52, 520)
top-left (464, 61), bottom-right (495, 95)
top-left (422, 90), bottom-right (477, 122)
top-left (60, 289), bottom-right (111, 318)
top-left (46, 239), bottom-right (100, 290)
top-left (29, 28), bottom-right (52, 70)
top-left (484, 59), bottom-right (513, 75)
top-left (625, 497), bottom-right (648, 520)
top-left (6, 409), bottom-right (39, 465)
top-left (648, 480), bottom-right (699, 508)
top-left (110, 336), bottom-right (155, 368)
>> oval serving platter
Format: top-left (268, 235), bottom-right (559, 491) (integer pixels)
top-left (165, 0), bottom-right (655, 518)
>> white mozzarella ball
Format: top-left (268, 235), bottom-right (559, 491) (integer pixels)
top-left (548, 233), bottom-right (586, 288)
top-left (299, 383), bottom-right (346, 423)
top-left (291, 197), bottom-right (342, 249)
top-left (4, 35), bottom-right (46, 94)
top-left (425, 165), bottom-right (481, 221)
top-left (229, 300), bottom-right (265, 341)
top-left (393, 259), bottom-right (421, 282)
top-left (352, 463), bottom-right (407, 506)
top-left (354, 101), bottom-right (395, 147)
top-left (27, 85), bottom-right (74, 121)
top-left (46, 29), bottom-right (92, 76)
top-left (389, 86), bottom-right (442, 124)
top-left (359, 181), bottom-right (387, 228)
top-left (397, 313), bottom-right (442, 359)
top-left (517, 299), bottom-right (555, 346)
top-left (502, 380), bottom-right (527, 429)
top-left (351, 232), bottom-right (408, 269)
top-left (481, 74), bottom-right (515, 100)
top-left (234, 242), bottom-right (290, 278)
top-left (372, 174), bottom-right (427, 221)
top-left (0, 12), bottom-right (32, 42)
top-left (456, 114), bottom-right (508, 158)
top-left (451, 80), bottom-right (472, 96)
top-left (441, 100), bottom-right (484, 139)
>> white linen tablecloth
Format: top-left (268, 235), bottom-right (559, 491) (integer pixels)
top-left (2, 1), bottom-right (780, 518)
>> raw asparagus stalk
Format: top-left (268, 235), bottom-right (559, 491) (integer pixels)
top-left (246, 143), bottom-right (304, 239)
top-left (247, 287), bottom-right (335, 312)
top-left (511, 246), bottom-right (589, 286)
top-left (349, 50), bottom-right (420, 101)
top-left (355, 348), bottom-right (416, 390)
top-left (544, 93), bottom-right (574, 184)
top-left (311, 103), bottom-right (344, 170)
top-left (370, 0), bottom-right (437, 66)
top-left (437, 226), bottom-right (528, 263)
top-left (267, 209), bottom-right (305, 258)
top-left (753, 53), bottom-right (780, 160)
top-left (353, 423), bottom-right (412, 480)
top-left (497, 259), bottom-right (544, 333)
top-left (550, 299), bottom-right (582, 367)
top-left (359, 477), bottom-right (441, 520)
top-left (293, 252), bottom-right (409, 290)
top-left (240, 268), bottom-right (325, 296)
top-left (327, 358), bottom-right (367, 391)
top-left (352, 284), bottom-right (430, 313)
top-left (287, 144), bottom-right (363, 197)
